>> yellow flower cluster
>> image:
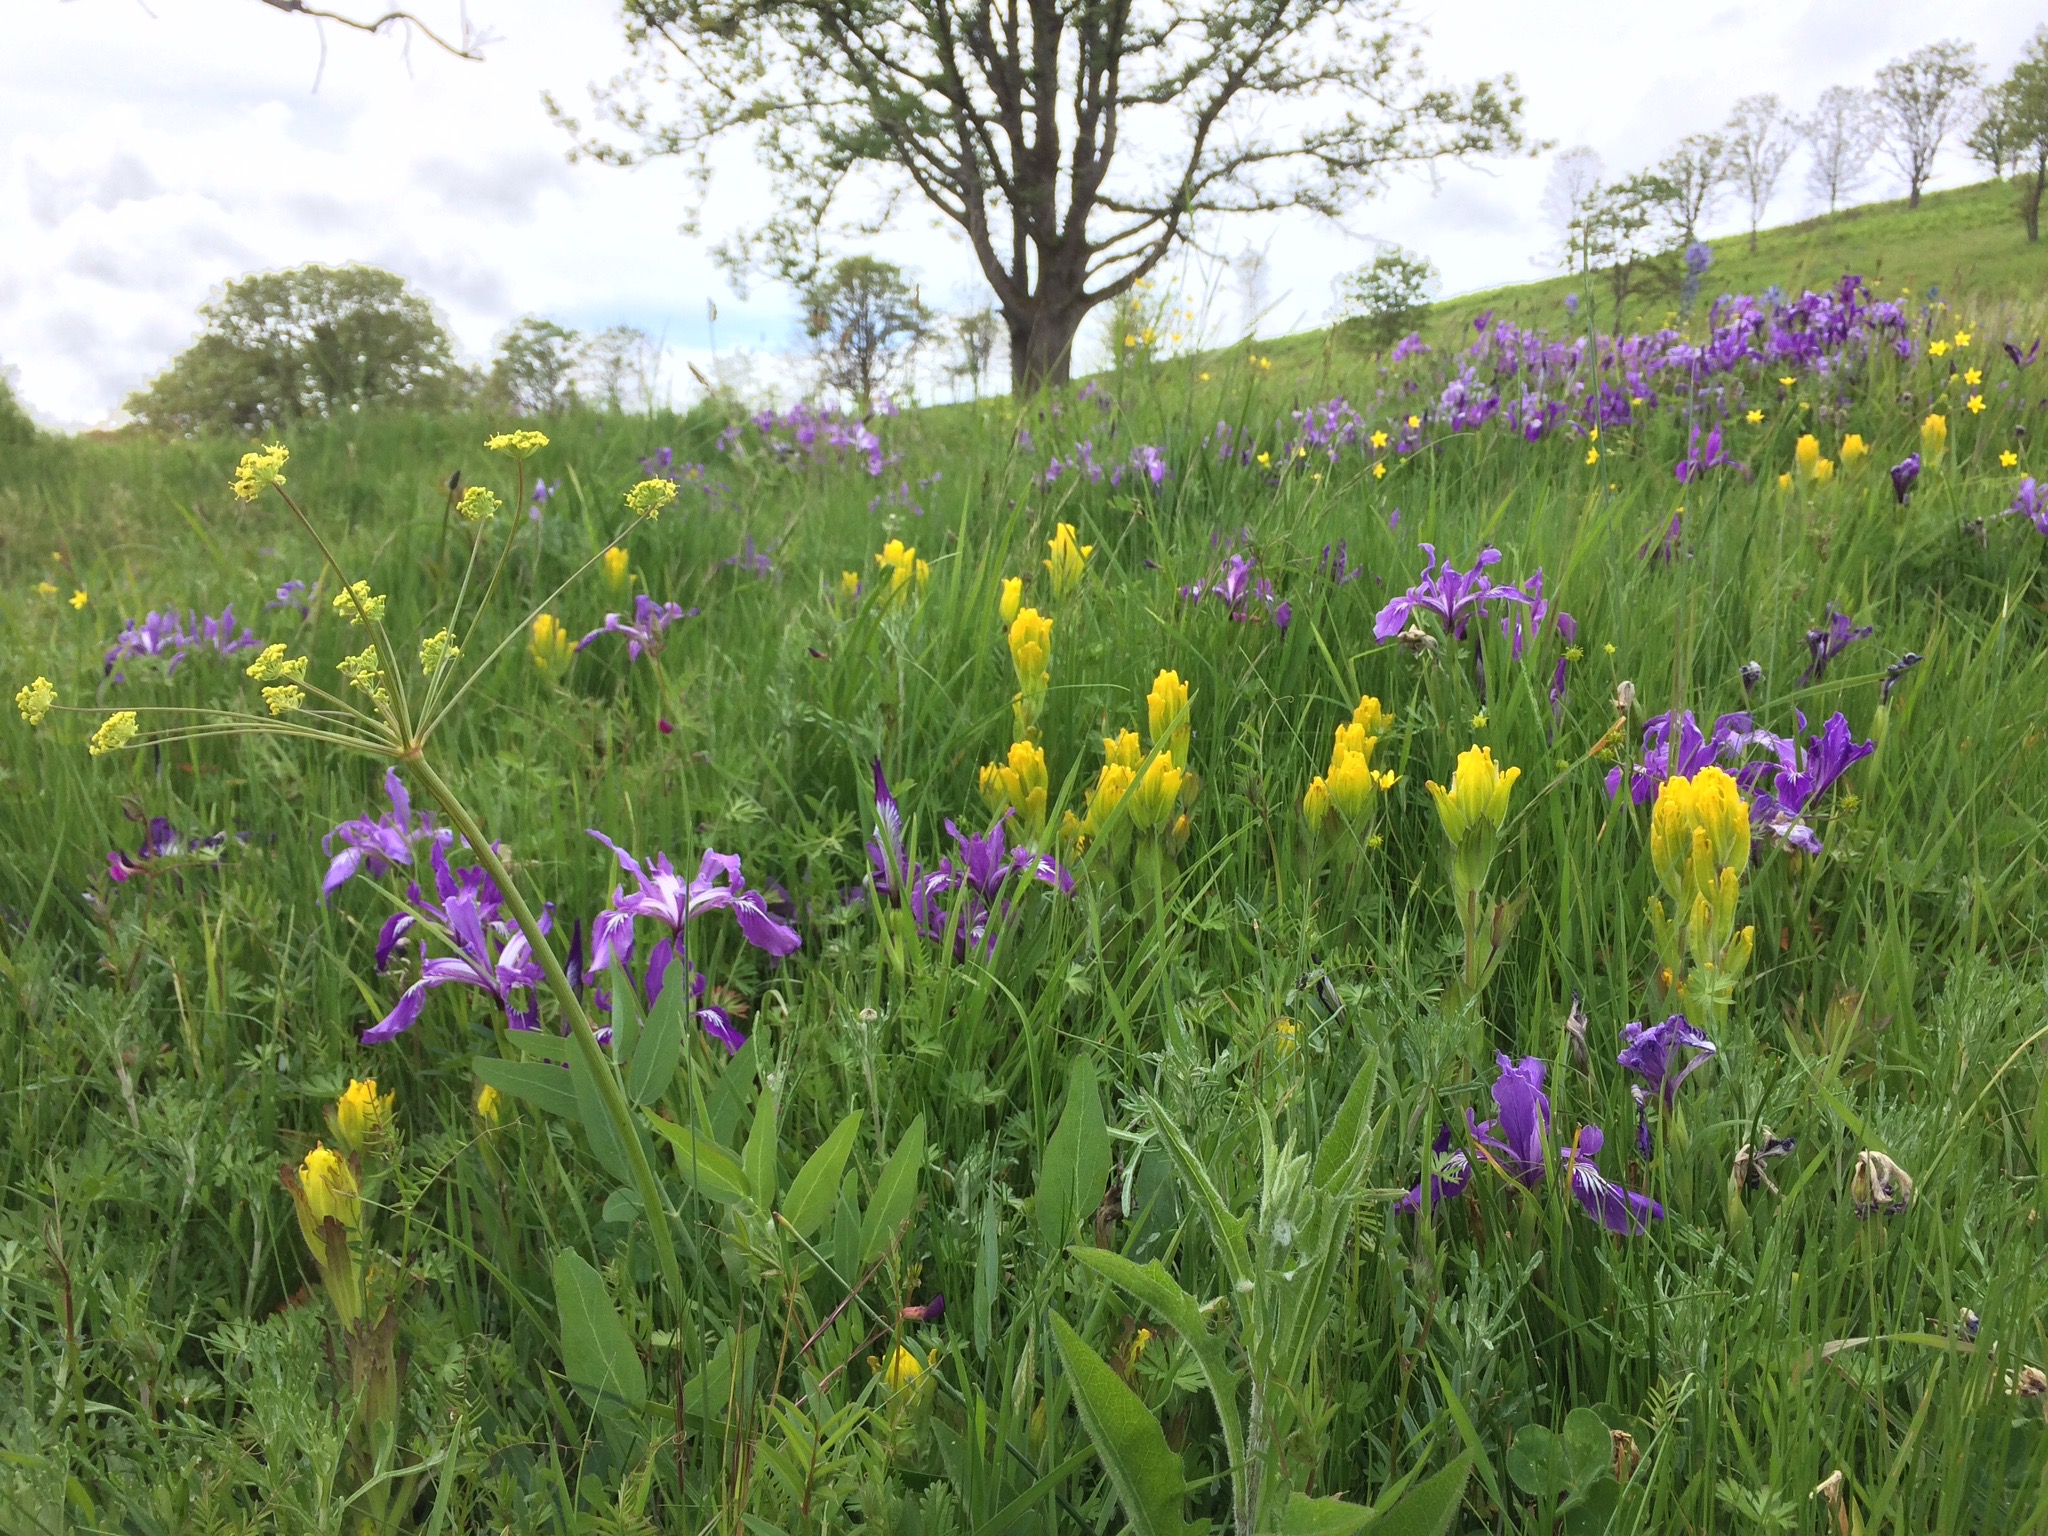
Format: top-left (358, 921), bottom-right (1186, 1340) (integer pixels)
top-left (332, 581), bottom-right (387, 626)
top-left (1793, 434), bottom-right (1834, 483)
top-left (1646, 767), bottom-right (1755, 1022)
top-left (874, 539), bottom-right (930, 611)
top-left (1921, 413), bottom-right (1947, 462)
top-left (334, 1078), bottom-right (396, 1157)
top-left (602, 546), bottom-right (631, 592)
top-left (485, 429), bottom-right (549, 460)
top-left (262, 684), bottom-right (305, 715)
top-left (89, 710), bottom-right (139, 757)
top-left (1062, 730), bottom-right (1143, 851)
top-left (837, 569), bottom-right (862, 602)
top-left (1008, 606), bottom-right (1052, 735)
top-left (419, 628), bottom-right (461, 676)
top-left (1043, 523), bottom-right (1093, 600)
top-left (530, 614), bottom-right (574, 679)
top-left (624, 478), bottom-right (677, 519)
top-left (230, 442), bottom-right (289, 502)
top-left (457, 485), bottom-right (502, 522)
top-left (1840, 433), bottom-right (1867, 468)
top-left (980, 738), bottom-right (1049, 833)
top-left (246, 643), bottom-right (309, 684)
top-left (294, 1144), bottom-right (362, 1249)
top-left (1427, 745), bottom-right (1519, 848)
top-left (999, 576), bottom-right (1023, 625)
top-left (338, 646), bottom-right (389, 706)
top-left (15, 676), bottom-right (56, 725)
top-left (1303, 695), bottom-right (1399, 837)
top-left (1147, 670), bottom-right (1190, 770)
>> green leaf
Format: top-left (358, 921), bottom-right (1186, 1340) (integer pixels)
top-left (626, 979), bottom-right (687, 1106)
top-left (1506, 1425), bottom-right (1568, 1499)
top-left (1048, 1313), bottom-right (1187, 1536)
top-left (606, 961), bottom-right (642, 1062)
top-left (743, 1084), bottom-right (780, 1209)
top-left (1038, 1056), bottom-right (1111, 1248)
top-left (779, 1112), bottom-right (861, 1241)
top-left (1312, 1053), bottom-right (1381, 1193)
top-left (474, 1056), bottom-right (576, 1120)
top-left (1561, 1408), bottom-right (1612, 1490)
top-left (1278, 1493), bottom-right (1380, 1536)
top-left (570, 1047), bottom-right (633, 1182)
top-left (1142, 1094), bottom-right (1252, 1290)
top-left (1368, 1453), bottom-right (1472, 1536)
top-left (644, 1113), bottom-right (751, 1205)
top-left (858, 1113), bottom-right (926, 1264)
top-left (682, 1325), bottom-right (757, 1429)
top-left (552, 1250), bottom-right (646, 1417)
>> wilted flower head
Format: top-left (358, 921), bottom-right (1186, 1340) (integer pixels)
top-left (1849, 1149), bottom-right (1914, 1217)
top-left (1798, 606), bottom-right (1874, 686)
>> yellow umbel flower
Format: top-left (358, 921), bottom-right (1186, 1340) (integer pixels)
top-left (334, 1079), bottom-right (395, 1156)
top-left (1043, 522), bottom-right (1094, 599)
top-left (624, 478), bottom-right (678, 519)
top-left (332, 582), bottom-right (387, 626)
top-left (1426, 745), bottom-right (1519, 848)
top-left (485, 429), bottom-right (549, 460)
top-left (1840, 433), bottom-right (1867, 468)
top-left (230, 442), bottom-right (289, 501)
top-left (263, 684), bottom-right (305, 715)
top-left (88, 711), bottom-right (139, 757)
top-left (338, 646), bottom-right (389, 705)
top-left (293, 1144), bottom-right (362, 1253)
top-left (874, 539), bottom-right (930, 611)
top-left (246, 644), bottom-right (309, 684)
top-left (602, 547), bottom-right (631, 592)
top-left (420, 628), bottom-right (461, 676)
top-left (530, 614), bottom-right (574, 679)
top-left (1793, 434), bottom-right (1820, 479)
top-left (1921, 413), bottom-right (1947, 461)
top-left (1146, 670), bottom-right (1191, 769)
top-left (1125, 753), bottom-right (1184, 832)
top-left (999, 576), bottom-right (1023, 624)
top-left (456, 485), bottom-right (502, 522)
top-left (980, 738), bottom-right (1050, 833)
top-left (15, 676), bottom-right (56, 725)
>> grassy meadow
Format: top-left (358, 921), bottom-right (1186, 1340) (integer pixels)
top-left (2, 258), bottom-right (2048, 1536)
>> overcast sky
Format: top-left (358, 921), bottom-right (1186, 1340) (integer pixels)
top-left (2, 0), bottom-right (2033, 427)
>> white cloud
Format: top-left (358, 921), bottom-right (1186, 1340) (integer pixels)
top-left (0, 0), bottom-right (2035, 425)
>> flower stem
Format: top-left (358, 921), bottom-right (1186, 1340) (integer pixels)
top-left (404, 752), bottom-right (685, 1306)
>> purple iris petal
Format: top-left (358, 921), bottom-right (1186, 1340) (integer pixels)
top-left (322, 768), bottom-right (455, 897)
top-left (1466, 1054), bottom-right (1550, 1188)
top-left (577, 594), bottom-right (699, 660)
top-left (2006, 479), bottom-right (2046, 534)
top-left (1395, 1124), bottom-right (1474, 1214)
top-left (1617, 1014), bottom-right (1717, 1107)
top-left (1798, 607), bottom-right (1874, 687)
top-left (107, 816), bottom-right (231, 883)
top-left (586, 831), bottom-right (802, 960)
top-left (363, 846), bottom-right (546, 1043)
top-left (1560, 1125), bottom-right (1663, 1235)
top-left (1373, 544), bottom-right (1533, 644)
top-left (1890, 453), bottom-right (1921, 505)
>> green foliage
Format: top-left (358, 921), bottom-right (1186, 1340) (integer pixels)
top-left (1334, 248), bottom-right (1441, 345)
top-left (0, 365), bottom-right (35, 445)
top-left (123, 262), bottom-right (469, 435)
top-left (802, 255), bottom-right (932, 413)
top-left (488, 315), bottom-right (587, 417)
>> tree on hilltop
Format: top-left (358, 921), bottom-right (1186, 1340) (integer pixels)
top-left (1873, 40), bottom-right (1981, 209)
top-left (549, 0), bottom-right (1530, 393)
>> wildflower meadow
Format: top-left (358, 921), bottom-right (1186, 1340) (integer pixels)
top-left (4, 276), bottom-right (2048, 1535)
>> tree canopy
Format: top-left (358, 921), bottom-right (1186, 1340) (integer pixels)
top-left (552, 0), bottom-right (1529, 391)
top-left (126, 264), bottom-right (468, 436)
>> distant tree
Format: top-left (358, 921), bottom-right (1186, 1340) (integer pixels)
top-left (1655, 134), bottom-right (1726, 245)
top-left (554, 0), bottom-right (1528, 393)
top-left (1967, 84), bottom-right (2018, 178)
top-left (1873, 40), bottom-right (1982, 209)
top-left (1993, 29), bottom-right (2048, 242)
top-left (1724, 95), bottom-right (1797, 252)
top-left (802, 256), bottom-right (931, 414)
top-left (1802, 86), bottom-right (1878, 214)
top-left (1541, 147), bottom-right (1606, 257)
top-left (1334, 247), bottom-right (1440, 345)
top-left (487, 317), bottom-right (585, 416)
top-left (584, 324), bottom-right (661, 412)
top-left (0, 365), bottom-right (35, 446)
top-left (126, 264), bottom-right (466, 435)
top-left (949, 308), bottom-right (1003, 400)
top-left (1576, 172), bottom-right (1676, 322)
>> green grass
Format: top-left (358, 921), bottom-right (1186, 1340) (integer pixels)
top-left (1, 270), bottom-right (2047, 1536)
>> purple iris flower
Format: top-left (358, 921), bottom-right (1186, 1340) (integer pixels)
top-left (1890, 453), bottom-right (1921, 505)
top-left (1128, 444), bottom-right (1170, 487)
top-left (2005, 478), bottom-right (2046, 534)
top-left (322, 769), bottom-right (455, 897)
top-left (531, 478), bottom-right (556, 521)
top-left (1549, 653), bottom-right (1570, 722)
top-left (865, 762), bottom-right (1073, 959)
top-left (586, 832), bottom-right (803, 972)
top-left (1372, 544), bottom-right (1532, 643)
top-left (1604, 710), bottom-right (1787, 805)
top-left (1181, 552), bottom-right (1287, 627)
top-left (1394, 1124), bottom-right (1473, 1214)
top-left (1619, 1014), bottom-right (1717, 1149)
top-left (108, 816), bottom-right (230, 883)
top-left (1558, 1126), bottom-right (1663, 1234)
top-left (2005, 339), bottom-right (2040, 369)
top-left (1747, 711), bottom-right (1875, 852)
top-left (103, 606), bottom-right (258, 681)
top-left (1318, 541), bottom-right (1360, 586)
top-left (1466, 1054), bottom-right (1550, 1188)
top-left (365, 846), bottom-right (544, 1043)
top-left (267, 580), bottom-right (311, 618)
top-left (1673, 424), bottom-right (1743, 484)
top-left (1798, 606), bottom-right (1874, 687)
top-left (577, 594), bottom-right (699, 660)
top-left (723, 536), bottom-right (778, 578)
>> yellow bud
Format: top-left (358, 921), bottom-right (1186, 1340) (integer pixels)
top-left (1840, 433), bottom-right (1867, 466)
top-left (1921, 413), bottom-right (1947, 460)
top-left (1043, 523), bottom-right (1094, 599)
top-left (874, 540), bottom-right (930, 610)
top-left (1146, 670), bottom-right (1191, 768)
top-left (294, 1143), bottom-right (361, 1252)
top-left (602, 547), bottom-right (631, 591)
top-left (1126, 754), bottom-right (1184, 832)
top-left (999, 576), bottom-right (1023, 624)
top-left (334, 1078), bottom-right (395, 1156)
top-left (475, 1082), bottom-right (504, 1125)
top-left (1794, 434), bottom-right (1820, 478)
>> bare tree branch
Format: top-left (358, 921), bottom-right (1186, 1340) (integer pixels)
top-left (257, 0), bottom-right (488, 61)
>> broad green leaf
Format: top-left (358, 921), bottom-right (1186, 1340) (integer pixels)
top-left (1068, 1247), bottom-right (1242, 1469)
top-left (1368, 1453), bottom-right (1472, 1536)
top-left (473, 1056), bottom-right (576, 1120)
top-left (859, 1114), bottom-right (926, 1264)
top-left (1142, 1094), bottom-right (1252, 1289)
top-left (1506, 1425), bottom-right (1569, 1500)
top-left (1038, 1056), bottom-right (1111, 1248)
top-left (1048, 1313), bottom-right (1187, 1536)
top-left (570, 1047), bottom-right (632, 1182)
top-left (606, 961), bottom-right (642, 1062)
top-left (1313, 1052), bottom-right (1381, 1193)
top-left (552, 1249), bottom-right (646, 1417)
top-left (644, 1113), bottom-right (751, 1205)
top-left (780, 1112), bottom-right (861, 1241)
top-left (626, 978), bottom-right (687, 1106)
top-left (743, 1084), bottom-right (779, 1208)
top-left (1278, 1493), bottom-right (1379, 1536)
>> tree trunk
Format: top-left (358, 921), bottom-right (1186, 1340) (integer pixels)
top-left (2027, 159), bottom-right (2045, 243)
top-left (1007, 301), bottom-right (1089, 396)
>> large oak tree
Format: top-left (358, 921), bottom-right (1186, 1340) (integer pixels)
top-left (552, 0), bottom-right (1529, 392)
